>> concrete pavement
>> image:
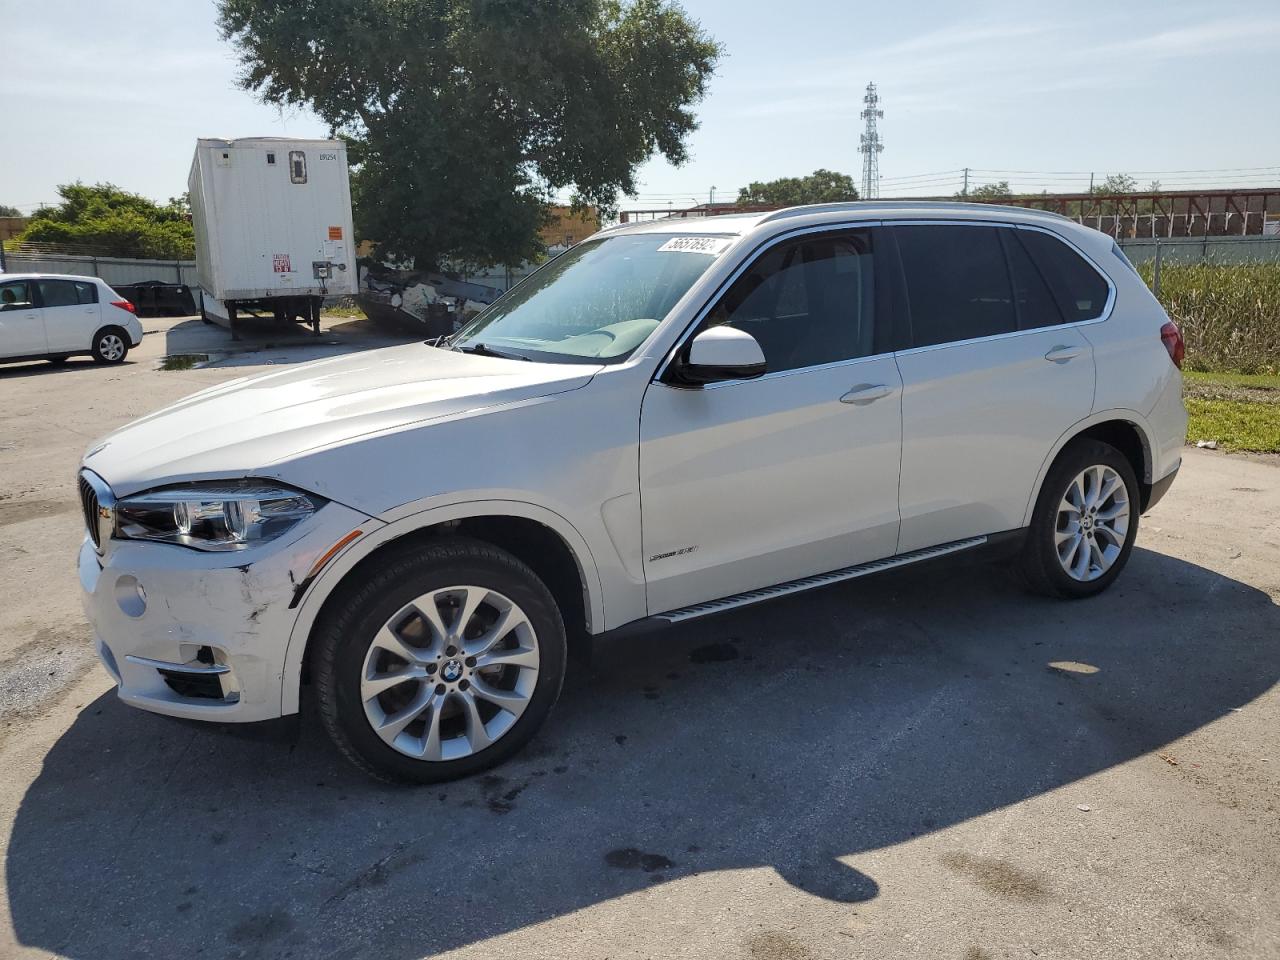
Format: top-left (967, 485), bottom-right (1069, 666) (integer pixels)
top-left (0, 321), bottom-right (1276, 959)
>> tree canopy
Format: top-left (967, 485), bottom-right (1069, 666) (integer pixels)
top-left (957, 180), bottom-right (1013, 201)
top-left (0, 204), bottom-right (21, 218)
top-left (217, 0), bottom-right (721, 270)
top-left (17, 184), bottom-right (194, 259)
top-left (737, 169), bottom-right (859, 207)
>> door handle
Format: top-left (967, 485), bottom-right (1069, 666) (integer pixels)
top-left (1044, 345), bottom-right (1083, 363)
top-left (840, 383), bottom-right (892, 405)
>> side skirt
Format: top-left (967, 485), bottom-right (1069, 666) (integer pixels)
top-left (651, 536), bottom-right (989, 625)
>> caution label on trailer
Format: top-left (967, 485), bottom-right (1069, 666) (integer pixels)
top-left (328, 226), bottom-right (343, 240)
top-left (273, 254), bottom-right (293, 273)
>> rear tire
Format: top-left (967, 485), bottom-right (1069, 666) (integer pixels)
top-left (1016, 438), bottom-right (1139, 599)
top-left (91, 327), bottom-right (128, 364)
top-left (313, 537), bottom-right (567, 784)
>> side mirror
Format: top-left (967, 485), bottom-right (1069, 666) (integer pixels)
top-left (678, 326), bottom-right (766, 385)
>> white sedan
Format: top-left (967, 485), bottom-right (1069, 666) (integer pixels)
top-left (0, 273), bottom-right (144, 366)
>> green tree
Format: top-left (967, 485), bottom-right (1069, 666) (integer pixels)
top-left (736, 169), bottom-right (859, 207)
top-left (1094, 173), bottom-right (1138, 194)
top-left (17, 183), bottom-right (194, 258)
top-left (957, 180), bottom-right (1013, 201)
top-left (0, 204), bottom-right (21, 217)
top-left (217, 0), bottom-right (721, 270)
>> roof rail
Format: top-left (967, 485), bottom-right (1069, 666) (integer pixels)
top-left (759, 201), bottom-right (1074, 225)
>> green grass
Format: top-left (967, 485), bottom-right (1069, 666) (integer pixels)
top-left (1182, 370), bottom-right (1280, 453)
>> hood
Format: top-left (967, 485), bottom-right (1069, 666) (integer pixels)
top-left (84, 343), bottom-right (599, 498)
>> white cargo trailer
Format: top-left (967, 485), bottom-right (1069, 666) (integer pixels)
top-left (188, 137), bottom-right (357, 338)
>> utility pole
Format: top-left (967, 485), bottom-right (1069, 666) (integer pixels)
top-left (962, 167), bottom-right (970, 197)
top-left (859, 82), bottom-right (884, 199)
top-left (709, 186), bottom-right (716, 206)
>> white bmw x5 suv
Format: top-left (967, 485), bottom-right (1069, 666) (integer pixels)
top-left (78, 202), bottom-right (1187, 782)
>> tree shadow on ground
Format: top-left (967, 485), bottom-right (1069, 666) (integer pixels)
top-left (7, 546), bottom-right (1277, 958)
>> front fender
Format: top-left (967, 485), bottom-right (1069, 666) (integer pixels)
top-left (278, 498), bottom-right (607, 716)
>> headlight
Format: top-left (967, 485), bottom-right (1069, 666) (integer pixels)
top-left (114, 481), bottom-right (327, 551)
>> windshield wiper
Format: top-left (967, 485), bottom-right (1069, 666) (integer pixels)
top-left (455, 342), bottom-right (530, 361)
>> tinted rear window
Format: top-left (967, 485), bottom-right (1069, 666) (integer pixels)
top-left (1018, 230), bottom-right (1110, 322)
top-left (894, 224), bottom-right (1015, 348)
top-left (37, 279), bottom-right (79, 307)
top-left (1001, 230), bottom-right (1065, 330)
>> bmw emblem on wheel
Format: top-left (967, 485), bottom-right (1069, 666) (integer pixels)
top-left (441, 659), bottom-right (464, 683)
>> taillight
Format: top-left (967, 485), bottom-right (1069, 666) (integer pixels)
top-left (111, 300), bottom-right (136, 314)
top-left (1160, 320), bottom-right (1184, 369)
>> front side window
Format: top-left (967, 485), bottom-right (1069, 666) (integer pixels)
top-left (703, 231), bottom-right (875, 374)
top-left (0, 280), bottom-right (34, 310)
top-left (1018, 229), bottom-right (1110, 322)
top-left (894, 224), bottom-right (1015, 348)
top-left (37, 279), bottom-right (79, 308)
top-left (453, 233), bottom-right (730, 362)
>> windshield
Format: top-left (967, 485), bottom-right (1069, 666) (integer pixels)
top-left (450, 232), bottom-right (735, 363)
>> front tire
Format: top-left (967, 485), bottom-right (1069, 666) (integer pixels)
top-left (313, 538), bottom-right (567, 784)
top-left (91, 327), bottom-right (129, 364)
top-left (1017, 438), bottom-right (1139, 599)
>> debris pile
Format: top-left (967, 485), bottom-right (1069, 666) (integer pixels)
top-left (358, 264), bottom-right (500, 338)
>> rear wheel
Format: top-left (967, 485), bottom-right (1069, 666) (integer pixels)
top-left (91, 327), bottom-right (128, 364)
top-left (314, 538), bottom-right (567, 784)
top-left (1016, 438), bottom-right (1139, 599)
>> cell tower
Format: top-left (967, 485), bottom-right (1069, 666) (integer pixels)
top-left (859, 82), bottom-right (884, 199)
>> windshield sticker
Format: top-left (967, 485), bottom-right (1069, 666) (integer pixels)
top-left (657, 236), bottom-right (735, 256)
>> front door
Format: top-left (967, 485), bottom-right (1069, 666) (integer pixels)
top-left (639, 228), bottom-right (902, 614)
top-left (0, 280), bottom-right (46, 358)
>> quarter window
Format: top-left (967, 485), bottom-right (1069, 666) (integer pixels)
top-left (704, 231), bottom-right (876, 374)
top-left (894, 224), bottom-right (1015, 348)
top-left (1017, 229), bottom-right (1110, 322)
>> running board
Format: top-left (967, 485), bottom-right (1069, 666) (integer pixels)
top-left (651, 536), bottom-right (988, 624)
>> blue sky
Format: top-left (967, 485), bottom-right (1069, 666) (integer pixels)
top-left (3, 0), bottom-right (1279, 212)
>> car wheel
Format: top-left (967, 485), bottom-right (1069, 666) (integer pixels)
top-left (91, 327), bottom-right (129, 364)
top-left (313, 537), bottom-right (567, 784)
top-left (1016, 438), bottom-right (1139, 599)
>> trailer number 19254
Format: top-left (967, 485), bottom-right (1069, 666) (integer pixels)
top-left (319, 153), bottom-right (339, 161)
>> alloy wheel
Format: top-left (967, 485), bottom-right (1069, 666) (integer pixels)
top-left (99, 334), bottom-right (125, 361)
top-left (360, 585), bottom-right (540, 761)
top-left (1055, 464), bottom-right (1130, 582)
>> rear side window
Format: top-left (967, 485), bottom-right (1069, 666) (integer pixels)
top-left (37, 279), bottom-right (80, 307)
top-left (1018, 229), bottom-right (1110, 322)
top-left (73, 280), bottom-right (98, 304)
top-left (1000, 230), bottom-right (1064, 330)
top-left (894, 225), bottom-right (1015, 348)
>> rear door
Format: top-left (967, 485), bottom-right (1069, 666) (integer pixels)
top-left (0, 279), bottom-right (46, 358)
top-left (37, 278), bottom-right (101, 353)
top-left (889, 222), bottom-right (1099, 552)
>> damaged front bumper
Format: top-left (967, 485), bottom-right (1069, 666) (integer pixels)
top-left (78, 501), bottom-right (370, 722)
